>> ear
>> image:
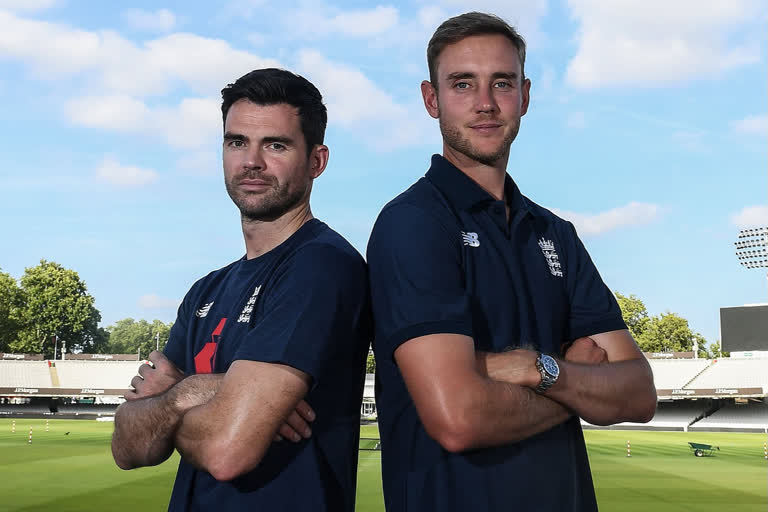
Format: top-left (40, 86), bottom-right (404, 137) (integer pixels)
top-left (421, 80), bottom-right (440, 119)
top-left (520, 78), bottom-right (531, 117)
top-left (308, 144), bottom-right (329, 179)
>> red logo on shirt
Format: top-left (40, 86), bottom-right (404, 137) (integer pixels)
top-left (194, 318), bottom-right (226, 374)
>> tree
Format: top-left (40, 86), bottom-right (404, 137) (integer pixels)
top-left (366, 350), bottom-right (376, 374)
top-left (614, 292), bottom-right (650, 340)
top-left (10, 260), bottom-right (102, 357)
top-left (0, 269), bottom-right (23, 352)
top-left (106, 318), bottom-right (172, 357)
top-left (636, 312), bottom-right (708, 355)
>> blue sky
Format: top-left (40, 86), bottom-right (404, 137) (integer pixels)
top-left (0, 0), bottom-right (766, 346)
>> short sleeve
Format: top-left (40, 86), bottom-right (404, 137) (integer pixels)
top-left (164, 294), bottom-right (191, 373)
top-left (232, 244), bottom-right (369, 385)
top-left (562, 222), bottom-right (627, 339)
top-left (367, 202), bottom-right (473, 360)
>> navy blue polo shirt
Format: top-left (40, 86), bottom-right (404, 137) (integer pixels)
top-left (367, 155), bottom-right (626, 512)
top-left (163, 219), bottom-right (371, 512)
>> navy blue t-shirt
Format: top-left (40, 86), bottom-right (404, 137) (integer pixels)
top-left (163, 219), bottom-right (371, 512)
top-left (367, 155), bottom-right (626, 512)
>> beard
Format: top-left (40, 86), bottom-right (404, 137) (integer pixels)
top-left (225, 171), bottom-right (308, 222)
top-left (439, 115), bottom-right (519, 166)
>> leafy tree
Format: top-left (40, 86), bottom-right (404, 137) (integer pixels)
top-left (10, 260), bottom-right (102, 357)
top-left (636, 312), bottom-right (708, 355)
top-left (366, 350), bottom-right (376, 374)
top-left (708, 340), bottom-right (730, 358)
top-left (106, 318), bottom-right (172, 357)
top-left (614, 292), bottom-right (650, 340)
top-left (0, 269), bottom-right (23, 352)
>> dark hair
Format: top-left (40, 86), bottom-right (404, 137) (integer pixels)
top-left (427, 12), bottom-right (526, 88)
top-left (221, 68), bottom-right (327, 153)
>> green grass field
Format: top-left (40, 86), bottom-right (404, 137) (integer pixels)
top-left (0, 419), bottom-right (765, 511)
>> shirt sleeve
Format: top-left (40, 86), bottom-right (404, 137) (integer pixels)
top-left (231, 243), bottom-right (369, 386)
top-left (367, 202), bottom-right (473, 360)
top-left (561, 221), bottom-right (627, 340)
top-left (164, 293), bottom-right (192, 373)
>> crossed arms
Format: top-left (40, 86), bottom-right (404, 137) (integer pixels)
top-left (395, 330), bottom-right (656, 453)
top-left (111, 351), bottom-right (315, 481)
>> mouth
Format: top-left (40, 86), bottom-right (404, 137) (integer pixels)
top-left (238, 178), bottom-right (272, 191)
top-left (469, 123), bottom-right (503, 133)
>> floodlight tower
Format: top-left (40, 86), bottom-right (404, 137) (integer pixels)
top-left (735, 227), bottom-right (768, 300)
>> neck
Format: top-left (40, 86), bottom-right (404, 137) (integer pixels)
top-left (442, 144), bottom-right (509, 201)
top-left (241, 202), bottom-right (314, 259)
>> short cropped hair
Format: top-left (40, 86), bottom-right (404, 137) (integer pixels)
top-left (427, 12), bottom-right (527, 88)
top-left (221, 68), bottom-right (327, 153)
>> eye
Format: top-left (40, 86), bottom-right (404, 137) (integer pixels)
top-left (454, 81), bottom-right (470, 90)
top-left (227, 139), bottom-right (245, 148)
top-left (494, 81), bottom-right (511, 89)
top-left (267, 142), bottom-right (286, 151)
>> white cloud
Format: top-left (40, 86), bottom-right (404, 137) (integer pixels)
top-left (731, 115), bottom-right (768, 137)
top-left (96, 157), bottom-right (158, 187)
top-left (731, 205), bottom-right (768, 228)
top-left (138, 293), bottom-right (180, 310)
top-left (551, 202), bottom-right (661, 236)
top-left (123, 8), bottom-right (176, 33)
top-left (566, 0), bottom-right (763, 88)
top-left (0, 11), bottom-right (278, 96)
top-left (65, 95), bottom-right (150, 132)
top-left (0, 0), bottom-right (58, 11)
top-left (296, 49), bottom-right (435, 149)
top-left (325, 6), bottom-right (399, 37)
top-left (66, 95), bottom-right (221, 150)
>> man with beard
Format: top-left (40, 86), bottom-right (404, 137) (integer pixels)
top-left (367, 12), bottom-right (656, 511)
top-left (111, 68), bottom-right (371, 512)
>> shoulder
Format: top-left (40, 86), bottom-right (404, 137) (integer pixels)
top-left (278, 222), bottom-right (367, 283)
top-left (371, 178), bottom-right (459, 243)
top-left (182, 259), bottom-right (241, 303)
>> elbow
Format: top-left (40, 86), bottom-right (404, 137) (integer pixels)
top-left (423, 409), bottom-right (479, 454)
top-left (203, 440), bottom-right (266, 482)
top-left (633, 387), bottom-right (658, 424)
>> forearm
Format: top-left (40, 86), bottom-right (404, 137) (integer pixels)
top-left (546, 359), bottom-right (656, 425)
top-left (111, 394), bottom-right (181, 469)
top-left (449, 377), bottom-right (571, 451)
top-left (111, 374), bottom-right (222, 470)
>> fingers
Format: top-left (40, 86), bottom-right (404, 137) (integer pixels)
top-left (137, 363), bottom-right (153, 378)
top-left (130, 375), bottom-right (143, 392)
top-left (286, 409), bottom-right (312, 439)
top-left (294, 400), bottom-right (316, 422)
top-left (124, 390), bottom-right (139, 401)
top-left (277, 422), bottom-right (303, 442)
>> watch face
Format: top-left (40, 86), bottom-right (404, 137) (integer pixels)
top-left (542, 355), bottom-right (559, 377)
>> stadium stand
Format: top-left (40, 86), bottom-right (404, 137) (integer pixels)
top-left (647, 358), bottom-right (711, 389)
top-left (54, 360), bottom-right (141, 389)
top-left (685, 358), bottom-right (768, 390)
top-left (582, 400), bottom-right (712, 431)
top-left (0, 361), bottom-right (53, 388)
top-left (689, 402), bottom-right (768, 432)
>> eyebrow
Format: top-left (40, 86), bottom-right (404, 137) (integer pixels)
top-left (223, 133), bottom-right (295, 146)
top-left (445, 71), bottom-right (520, 81)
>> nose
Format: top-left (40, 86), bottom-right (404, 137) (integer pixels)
top-left (243, 147), bottom-right (265, 171)
top-left (475, 84), bottom-right (498, 114)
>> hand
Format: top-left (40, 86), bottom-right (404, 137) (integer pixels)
top-left (564, 337), bottom-right (608, 365)
top-left (273, 400), bottom-right (316, 442)
top-left (125, 350), bottom-right (184, 401)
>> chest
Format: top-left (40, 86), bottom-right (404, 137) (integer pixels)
top-left (456, 212), bottom-right (570, 354)
top-left (183, 267), bottom-right (271, 374)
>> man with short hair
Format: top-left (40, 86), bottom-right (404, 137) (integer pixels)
top-left (112, 68), bottom-right (371, 512)
top-left (367, 12), bottom-right (656, 511)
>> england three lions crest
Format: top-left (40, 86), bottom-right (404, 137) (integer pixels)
top-left (538, 238), bottom-right (563, 277)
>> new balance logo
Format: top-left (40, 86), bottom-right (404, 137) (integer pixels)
top-left (538, 238), bottom-right (563, 277)
top-left (196, 302), bottom-right (214, 318)
top-left (462, 231), bottom-right (480, 247)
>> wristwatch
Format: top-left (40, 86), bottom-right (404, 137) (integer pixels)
top-left (535, 352), bottom-right (560, 393)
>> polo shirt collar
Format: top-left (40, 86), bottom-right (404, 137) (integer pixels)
top-left (425, 154), bottom-right (532, 215)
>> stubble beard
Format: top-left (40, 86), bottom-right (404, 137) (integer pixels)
top-left (225, 172), bottom-right (308, 223)
top-left (439, 116), bottom-right (519, 167)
